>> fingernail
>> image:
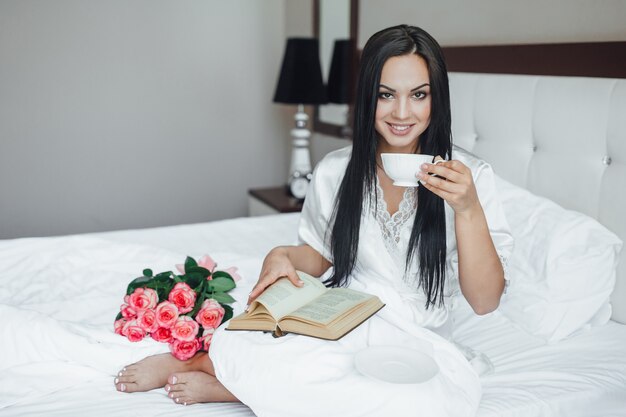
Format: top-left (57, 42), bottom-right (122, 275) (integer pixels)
top-left (114, 378), bottom-right (119, 384)
top-left (245, 305), bottom-right (250, 312)
top-left (120, 384), bottom-right (126, 392)
top-left (297, 280), bottom-right (304, 286)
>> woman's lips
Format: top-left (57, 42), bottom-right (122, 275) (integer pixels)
top-left (386, 122), bottom-right (414, 136)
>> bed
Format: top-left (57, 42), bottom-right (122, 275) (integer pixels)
top-left (2, 54), bottom-right (626, 416)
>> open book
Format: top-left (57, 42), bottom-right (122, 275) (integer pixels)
top-left (227, 271), bottom-right (385, 340)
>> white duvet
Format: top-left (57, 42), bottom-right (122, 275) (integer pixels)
top-left (1, 215), bottom-right (626, 417)
top-left (0, 234), bottom-right (480, 417)
top-left (0, 235), bottom-right (258, 412)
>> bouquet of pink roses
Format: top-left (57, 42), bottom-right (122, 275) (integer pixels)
top-left (114, 255), bottom-right (239, 360)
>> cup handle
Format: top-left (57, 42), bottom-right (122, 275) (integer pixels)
top-left (419, 159), bottom-right (447, 185)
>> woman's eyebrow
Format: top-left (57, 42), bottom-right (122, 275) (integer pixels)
top-left (378, 83), bottom-right (430, 92)
top-left (411, 83), bottom-right (430, 92)
top-left (379, 84), bottom-right (396, 92)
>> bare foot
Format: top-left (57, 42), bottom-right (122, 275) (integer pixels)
top-left (115, 352), bottom-right (206, 393)
top-left (164, 371), bottom-right (238, 405)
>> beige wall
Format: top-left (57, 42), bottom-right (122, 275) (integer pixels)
top-left (359, 0), bottom-right (626, 47)
top-left (0, 0), bottom-right (291, 239)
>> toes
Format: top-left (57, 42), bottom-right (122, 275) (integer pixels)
top-left (116, 369), bottom-right (135, 379)
top-left (164, 382), bottom-right (184, 393)
top-left (167, 374), bottom-right (179, 385)
top-left (178, 396), bottom-right (195, 406)
top-left (169, 392), bottom-right (193, 406)
top-left (115, 374), bottom-right (135, 384)
top-left (117, 382), bottom-right (140, 393)
top-left (122, 365), bottom-right (138, 374)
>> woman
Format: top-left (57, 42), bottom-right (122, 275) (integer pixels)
top-left (115, 24), bottom-right (513, 416)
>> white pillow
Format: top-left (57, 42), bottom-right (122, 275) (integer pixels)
top-left (496, 176), bottom-right (622, 343)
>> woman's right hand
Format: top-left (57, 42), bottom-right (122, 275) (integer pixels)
top-left (246, 246), bottom-right (304, 308)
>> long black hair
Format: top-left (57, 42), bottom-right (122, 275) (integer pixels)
top-left (325, 25), bottom-right (452, 309)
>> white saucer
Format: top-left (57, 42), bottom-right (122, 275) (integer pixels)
top-left (354, 345), bottom-right (439, 384)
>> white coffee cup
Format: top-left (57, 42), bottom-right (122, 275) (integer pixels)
top-left (381, 153), bottom-right (445, 187)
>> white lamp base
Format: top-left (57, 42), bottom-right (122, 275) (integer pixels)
top-left (289, 104), bottom-right (312, 179)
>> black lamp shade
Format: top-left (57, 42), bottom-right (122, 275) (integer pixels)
top-left (327, 39), bottom-right (356, 104)
top-left (273, 38), bottom-right (327, 105)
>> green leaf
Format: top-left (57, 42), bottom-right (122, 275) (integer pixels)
top-left (184, 256), bottom-right (197, 272)
top-left (189, 296), bottom-right (204, 318)
top-left (153, 280), bottom-right (174, 301)
top-left (211, 292), bottom-right (236, 304)
top-left (126, 276), bottom-right (152, 295)
top-left (115, 311), bottom-right (123, 321)
top-left (210, 277), bottom-right (236, 292)
top-left (154, 271), bottom-right (174, 280)
top-left (221, 304), bottom-right (234, 324)
top-left (143, 268), bottom-right (153, 277)
top-left (212, 271), bottom-right (234, 281)
top-left (185, 266), bottom-right (211, 278)
top-left (185, 272), bottom-right (204, 289)
top-left (195, 279), bottom-right (206, 296)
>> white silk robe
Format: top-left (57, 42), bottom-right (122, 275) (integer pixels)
top-left (211, 145), bottom-right (514, 417)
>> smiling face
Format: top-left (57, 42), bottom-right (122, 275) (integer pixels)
top-left (375, 54), bottom-right (431, 155)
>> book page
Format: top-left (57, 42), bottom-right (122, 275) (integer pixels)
top-left (254, 272), bottom-right (326, 321)
top-left (285, 288), bottom-right (373, 325)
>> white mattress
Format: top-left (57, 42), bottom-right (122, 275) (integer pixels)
top-left (1, 213), bottom-right (625, 417)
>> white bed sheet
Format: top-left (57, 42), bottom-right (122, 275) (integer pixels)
top-left (1, 214), bottom-right (625, 417)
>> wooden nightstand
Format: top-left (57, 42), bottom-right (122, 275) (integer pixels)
top-left (248, 186), bottom-right (304, 216)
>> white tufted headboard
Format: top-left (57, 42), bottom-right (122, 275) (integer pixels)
top-left (448, 72), bottom-right (626, 323)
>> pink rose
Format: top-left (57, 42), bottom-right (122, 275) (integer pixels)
top-left (171, 316), bottom-right (200, 342)
top-left (122, 320), bottom-right (146, 342)
top-left (128, 288), bottom-right (158, 312)
top-left (169, 338), bottom-right (201, 361)
top-left (155, 301), bottom-right (179, 328)
top-left (175, 254), bottom-right (217, 275)
top-left (137, 309), bottom-right (158, 333)
top-left (114, 318), bottom-right (126, 335)
top-left (120, 304), bottom-right (137, 320)
top-left (223, 266), bottom-right (242, 282)
top-left (168, 282), bottom-right (196, 314)
top-left (195, 299), bottom-right (225, 329)
top-left (151, 327), bottom-right (173, 343)
top-left (200, 328), bottom-right (215, 351)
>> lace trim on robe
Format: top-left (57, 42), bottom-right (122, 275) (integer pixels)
top-left (499, 253), bottom-right (510, 293)
top-left (371, 179), bottom-right (417, 280)
top-left (370, 178), bottom-right (510, 292)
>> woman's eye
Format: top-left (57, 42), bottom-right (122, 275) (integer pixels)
top-left (378, 92), bottom-right (393, 100)
top-left (413, 91), bottom-right (427, 99)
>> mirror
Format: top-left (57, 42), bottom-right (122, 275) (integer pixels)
top-left (313, 0), bottom-right (358, 138)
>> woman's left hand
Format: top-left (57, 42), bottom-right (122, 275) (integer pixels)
top-left (416, 157), bottom-right (480, 214)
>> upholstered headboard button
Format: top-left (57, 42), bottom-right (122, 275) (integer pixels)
top-left (603, 156), bottom-right (612, 166)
